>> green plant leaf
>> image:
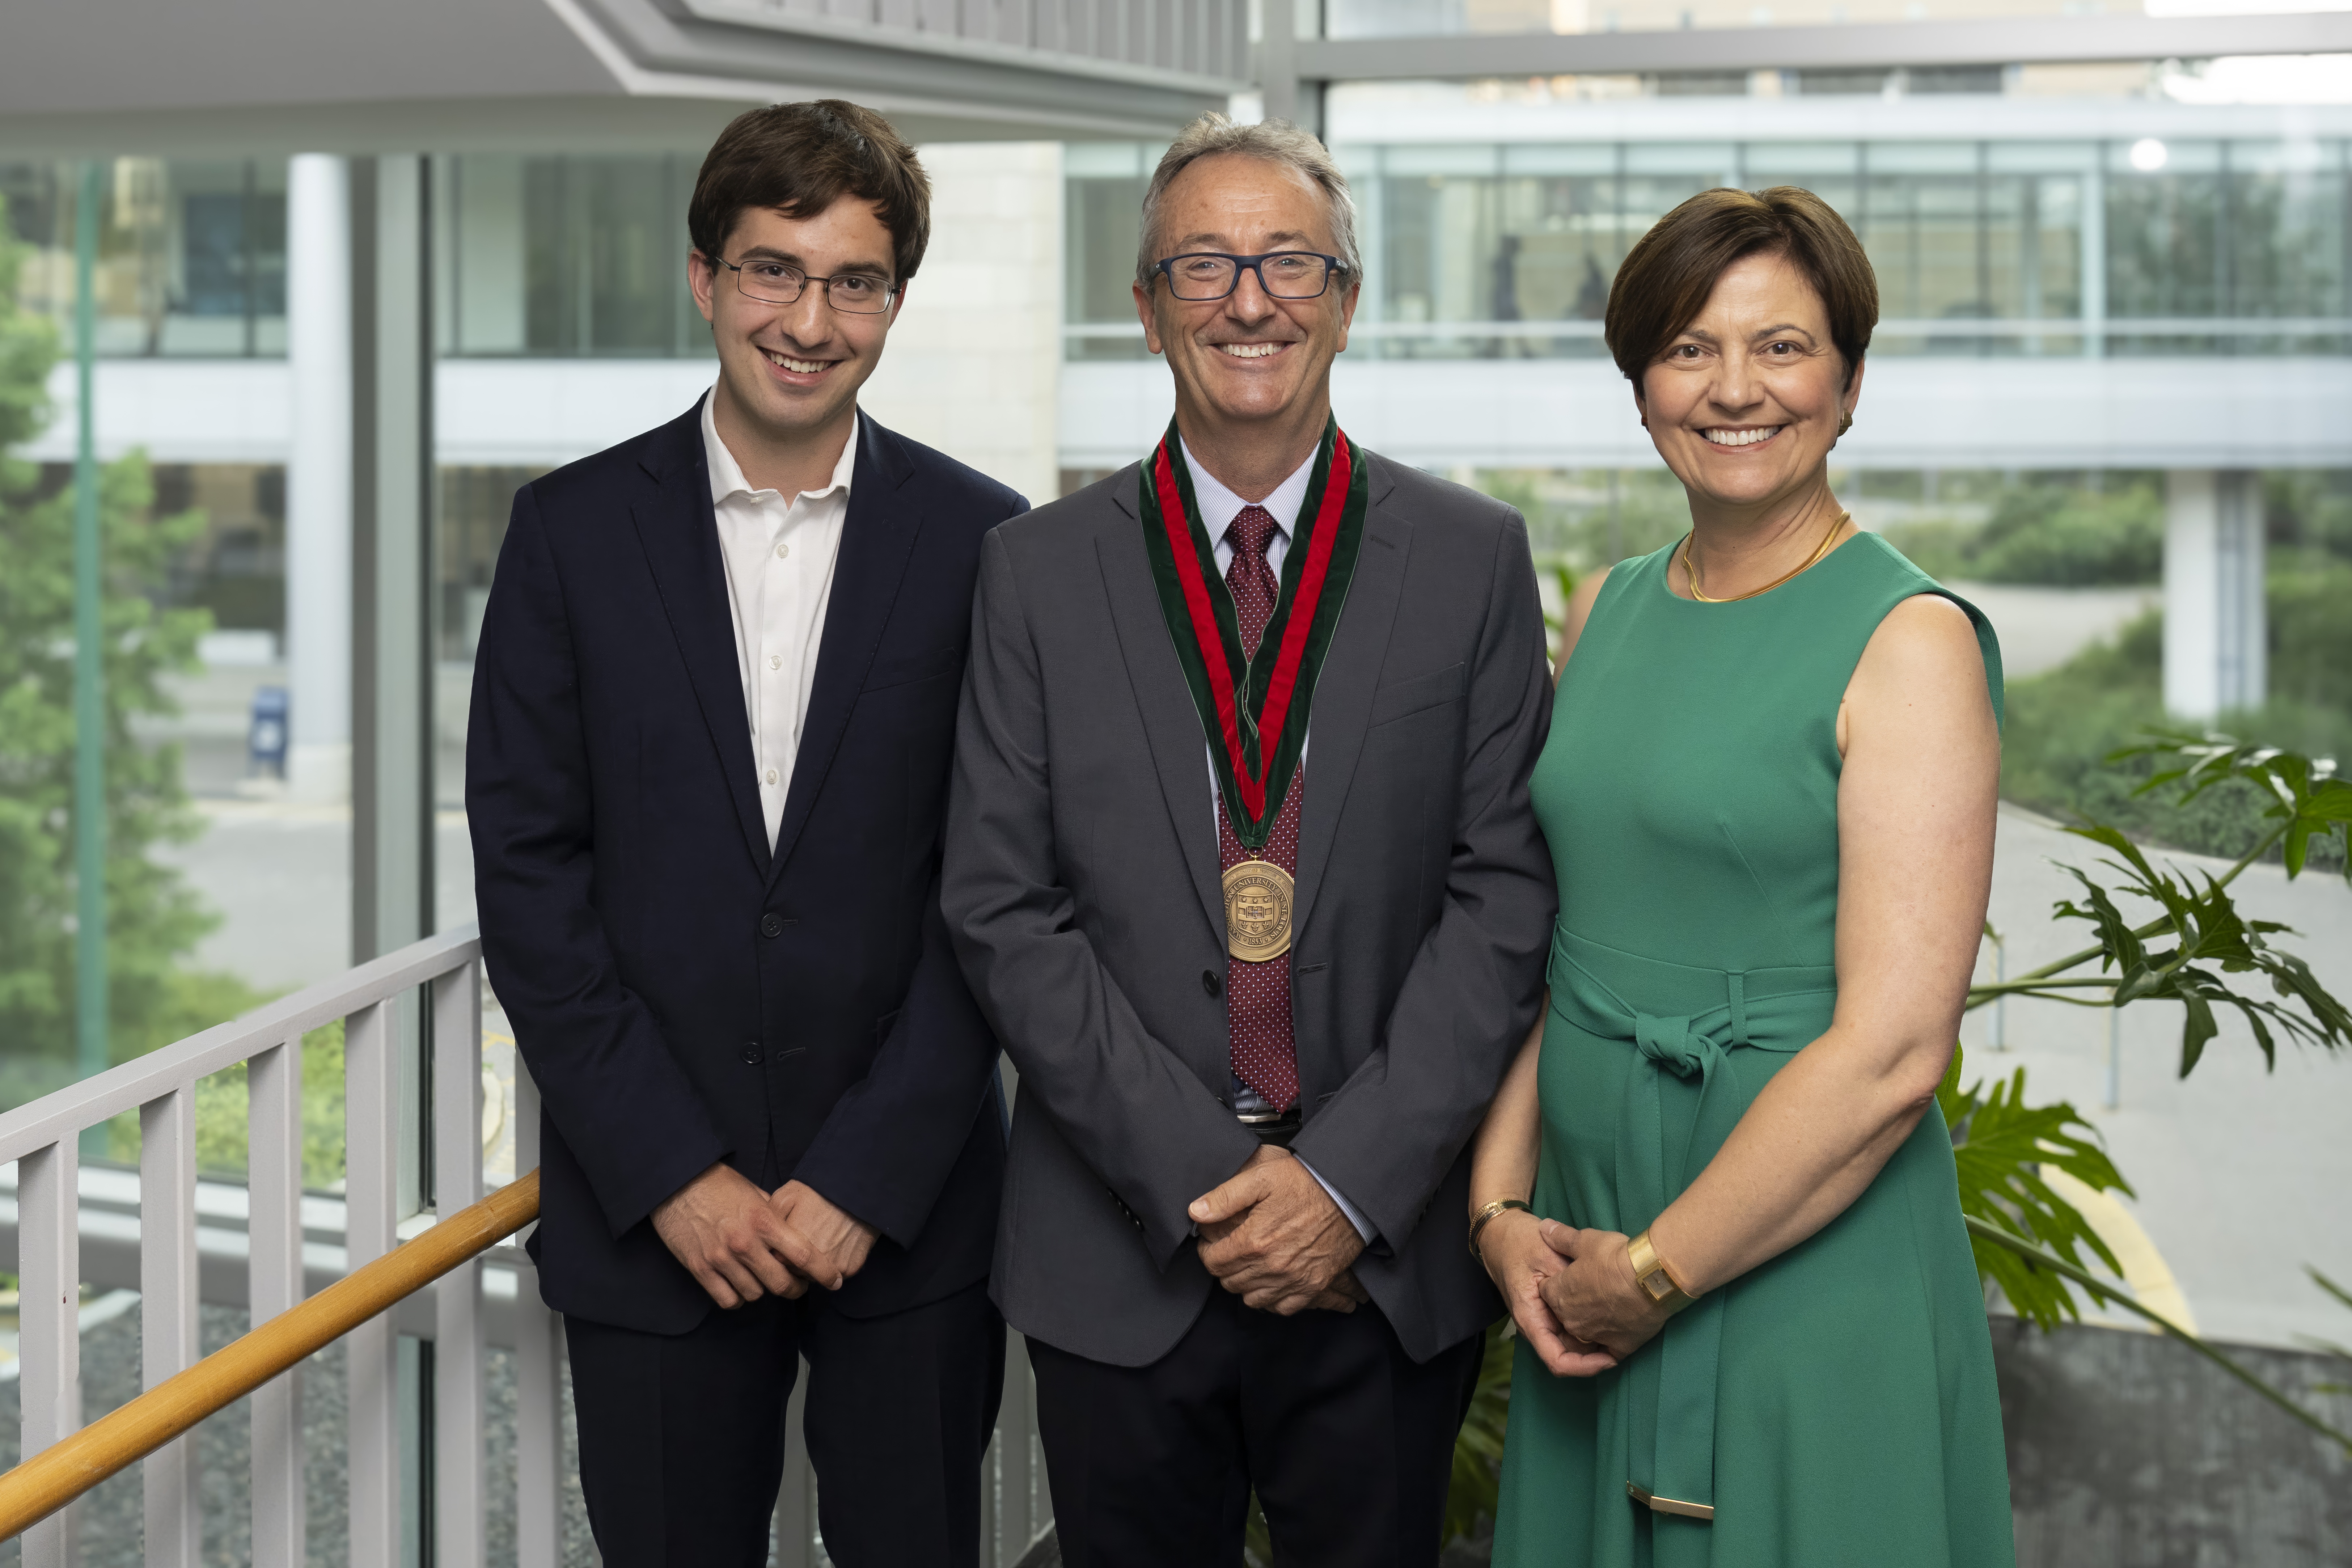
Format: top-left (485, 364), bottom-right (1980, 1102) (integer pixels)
top-left (1941, 1048), bottom-right (2130, 1330)
top-left (2300, 1267), bottom-right (2352, 1389)
top-left (1444, 1324), bottom-right (1514, 1546)
top-left (2048, 826), bottom-right (2352, 1076)
top-left (2111, 732), bottom-right (2352, 886)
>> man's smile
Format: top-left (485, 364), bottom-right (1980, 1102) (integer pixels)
top-left (761, 346), bottom-right (842, 380)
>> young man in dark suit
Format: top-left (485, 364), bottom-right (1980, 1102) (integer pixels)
top-left (467, 101), bottom-right (1023, 1568)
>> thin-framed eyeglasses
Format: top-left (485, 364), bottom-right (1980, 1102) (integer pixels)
top-left (711, 255), bottom-right (901, 315)
top-left (1151, 251), bottom-right (1345, 302)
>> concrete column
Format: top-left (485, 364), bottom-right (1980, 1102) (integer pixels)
top-left (2163, 469), bottom-right (2266, 720)
top-left (285, 154), bottom-right (352, 803)
top-left (860, 143), bottom-right (1063, 506)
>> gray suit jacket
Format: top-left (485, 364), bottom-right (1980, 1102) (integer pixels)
top-left (943, 450), bottom-right (1557, 1368)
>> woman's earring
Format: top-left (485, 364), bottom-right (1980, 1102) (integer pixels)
top-left (1837, 411), bottom-right (1854, 435)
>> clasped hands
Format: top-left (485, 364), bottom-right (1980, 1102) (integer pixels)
top-left (1188, 1145), bottom-right (1369, 1315)
top-left (1479, 1213), bottom-right (1675, 1377)
top-left (651, 1161), bottom-right (879, 1309)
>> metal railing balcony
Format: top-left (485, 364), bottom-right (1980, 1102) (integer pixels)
top-left (0, 929), bottom-right (558, 1568)
top-left (0, 927), bottom-right (1053, 1567)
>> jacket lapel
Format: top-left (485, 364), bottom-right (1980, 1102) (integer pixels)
top-left (766, 415), bottom-right (921, 885)
top-left (1097, 469), bottom-right (1226, 942)
top-left (1291, 455), bottom-right (1408, 942)
top-left (631, 399), bottom-right (771, 876)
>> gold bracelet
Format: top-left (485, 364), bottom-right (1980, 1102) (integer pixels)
top-left (1626, 1228), bottom-right (1695, 1314)
top-left (1468, 1199), bottom-right (1534, 1263)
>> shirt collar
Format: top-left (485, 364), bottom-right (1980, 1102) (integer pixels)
top-left (1179, 437), bottom-right (1318, 550)
top-left (702, 385), bottom-right (859, 507)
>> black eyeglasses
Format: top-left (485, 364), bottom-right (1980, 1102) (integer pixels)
top-left (1151, 251), bottom-right (1346, 302)
top-left (712, 255), bottom-right (901, 315)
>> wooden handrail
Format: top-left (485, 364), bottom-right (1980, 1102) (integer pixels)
top-left (0, 1170), bottom-right (541, 1542)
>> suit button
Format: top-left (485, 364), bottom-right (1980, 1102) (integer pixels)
top-left (1202, 969), bottom-right (1221, 996)
top-left (741, 1045), bottom-right (763, 1065)
top-left (760, 913), bottom-right (784, 938)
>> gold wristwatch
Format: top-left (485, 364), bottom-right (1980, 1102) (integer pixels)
top-left (1626, 1228), bottom-right (1695, 1314)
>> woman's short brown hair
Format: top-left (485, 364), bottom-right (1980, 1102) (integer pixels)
top-left (1604, 186), bottom-right (1877, 390)
top-left (689, 100), bottom-right (931, 284)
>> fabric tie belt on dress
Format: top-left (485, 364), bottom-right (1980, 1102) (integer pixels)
top-left (1547, 924), bottom-right (1839, 1525)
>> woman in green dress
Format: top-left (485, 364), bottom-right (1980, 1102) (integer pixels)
top-left (1470, 186), bottom-right (2015, 1567)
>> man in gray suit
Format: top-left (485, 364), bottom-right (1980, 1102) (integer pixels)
top-left (943, 114), bottom-right (1556, 1566)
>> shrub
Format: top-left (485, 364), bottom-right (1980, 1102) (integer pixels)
top-left (1886, 479), bottom-right (2165, 586)
top-left (2000, 602), bottom-right (2352, 873)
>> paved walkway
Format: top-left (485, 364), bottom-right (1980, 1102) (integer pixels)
top-left (1974, 806), bottom-right (2352, 1349)
top-left (1944, 580), bottom-right (2160, 677)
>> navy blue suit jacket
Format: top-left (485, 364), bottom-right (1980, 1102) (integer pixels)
top-left (468, 398), bottom-right (1026, 1334)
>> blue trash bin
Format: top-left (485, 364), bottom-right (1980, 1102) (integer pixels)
top-left (249, 685), bottom-right (288, 778)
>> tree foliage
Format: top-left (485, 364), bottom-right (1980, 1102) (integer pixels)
top-left (0, 192), bottom-right (249, 1110)
top-left (185, 1018), bottom-right (348, 1188)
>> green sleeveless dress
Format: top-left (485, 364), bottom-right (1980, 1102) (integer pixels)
top-left (1491, 531), bottom-right (2015, 1568)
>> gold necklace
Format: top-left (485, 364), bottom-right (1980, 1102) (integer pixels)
top-left (1680, 509), bottom-right (1850, 603)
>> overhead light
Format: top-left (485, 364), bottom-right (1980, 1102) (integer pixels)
top-left (2128, 137), bottom-right (2169, 172)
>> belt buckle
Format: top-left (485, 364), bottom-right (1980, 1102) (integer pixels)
top-left (1236, 1107), bottom-right (1300, 1146)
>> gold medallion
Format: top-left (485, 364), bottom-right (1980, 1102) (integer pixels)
top-left (1221, 859), bottom-right (1295, 963)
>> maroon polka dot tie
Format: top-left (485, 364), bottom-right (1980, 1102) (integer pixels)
top-left (1219, 505), bottom-right (1302, 1113)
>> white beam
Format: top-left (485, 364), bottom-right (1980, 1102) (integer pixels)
top-left (1058, 356), bottom-right (2352, 473)
top-left (286, 153), bottom-right (353, 805)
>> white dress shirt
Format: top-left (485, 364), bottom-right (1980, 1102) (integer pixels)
top-left (703, 388), bottom-right (856, 850)
top-left (1182, 436), bottom-right (1312, 580)
top-left (1178, 440), bottom-right (1373, 1245)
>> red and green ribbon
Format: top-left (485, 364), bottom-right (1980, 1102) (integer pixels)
top-left (1138, 415), bottom-right (1369, 853)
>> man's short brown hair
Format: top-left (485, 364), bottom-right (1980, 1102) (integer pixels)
top-left (689, 100), bottom-right (932, 283)
top-left (1604, 186), bottom-right (1877, 391)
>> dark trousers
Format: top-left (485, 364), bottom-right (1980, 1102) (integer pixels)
top-left (565, 1277), bottom-right (1005, 1568)
top-left (1029, 1289), bottom-right (1485, 1568)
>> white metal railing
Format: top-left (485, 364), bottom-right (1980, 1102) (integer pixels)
top-left (0, 924), bottom-right (567, 1568)
top-left (0, 926), bottom-right (1054, 1567)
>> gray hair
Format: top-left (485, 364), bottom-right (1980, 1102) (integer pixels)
top-left (1135, 114), bottom-right (1362, 291)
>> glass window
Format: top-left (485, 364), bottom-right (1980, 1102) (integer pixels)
top-left (2225, 139), bottom-right (2346, 337)
top-left (441, 153), bottom-right (706, 359)
top-left (1065, 159), bottom-right (1152, 360)
top-left (1064, 134), bottom-right (2352, 365)
top-left (1490, 173), bottom-right (1618, 352)
top-left (0, 159), bottom-right (287, 358)
top-left (1863, 144), bottom-right (1990, 351)
top-left (2106, 140), bottom-right (2223, 351)
top-left (1745, 143), bottom-right (1860, 231)
top-left (1377, 168), bottom-right (1511, 355)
